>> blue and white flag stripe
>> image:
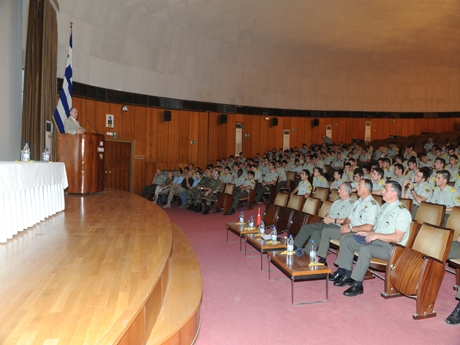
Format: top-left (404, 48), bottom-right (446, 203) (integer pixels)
top-left (53, 31), bottom-right (72, 134)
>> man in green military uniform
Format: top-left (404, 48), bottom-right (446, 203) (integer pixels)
top-left (429, 169), bottom-right (460, 226)
top-left (202, 169), bottom-right (224, 214)
top-left (331, 180), bottom-right (412, 296)
top-left (187, 168), bottom-right (213, 213)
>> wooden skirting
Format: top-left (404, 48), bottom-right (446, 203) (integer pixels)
top-left (0, 189), bottom-right (202, 345)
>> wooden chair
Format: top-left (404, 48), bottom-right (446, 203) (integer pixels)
top-left (214, 183), bottom-right (235, 214)
top-left (446, 207), bottom-right (460, 287)
top-left (356, 221), bottom-right (419, 281)
top-left (323, 165), bottom-right (331, 180)
top-left (263, 192), bottom-right (288, 227)
top-left (275, 195), bottom-right (304, 232)
top-left (372, 194), bottom-right (384, 206)
top-left (263, 181), bottom-right (278, 204)
top-left (414, 202), bottom-right (446, 227)
top-left (239, 181), bottom-right (258, 211)
top-left (288, 197), bottom-right (321, 237)
top-left (399, 198), bottom-right (413, 214)
top-left (329, 188), bottom-right (339, 202)
top-left (382, 222), bottom-right (454, 320)
top-left (313, 187), bottom-right (329, 202)
top-left (350, 192), bottom-right (358, 201)
top-left (280, 171), bottom-right (297, 194)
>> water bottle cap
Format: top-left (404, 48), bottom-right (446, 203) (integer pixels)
top-left (311, 239), bottom-right (315, 243)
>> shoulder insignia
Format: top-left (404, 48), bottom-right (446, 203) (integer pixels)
top-left (380, 180), bottom-right (385, 185)
top-left (432, 177), bottom-right (436, 181)
top-left (457, 175), bottom-right (460, 179)
top-left (319, 177), bottom-right (323, 181)
top-left (456, 196), bottom-right (460, 203)
top-left (399, 204), bottom-right (406, 209)
top-left (425, 189), bottom-right (431, 193)
top-left (308, 186), bottom-right (312, 190)
top-left (371, 200), bottom-right (377, 205)
top-left (451, 188), bottom-right (456, 193)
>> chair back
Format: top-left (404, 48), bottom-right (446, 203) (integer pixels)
top-left (399, 198), bottom-right (413, 214)
top-left (286, 171), bottom-right (297, 182)
top-left (313, 187), bottom-right (329, 202)
top-left (373, 194), bottom-right (384, 206)
top-left (317, 200), bottom-right (332, 218)
top-left (274, 192), bottom-right (289, 207)
top-left (350, 192), bottom-right (358, 201)
top-left (329, 189), bottom-right (339, 202)
top-left (302, 197), bottom-right (320, 215)
top-left (414, 202), bottom-right (446, 227)
top-left (224, 183), bottom-right (235, 195)
top-left (412, 223), bottom-right (453, 262)
top-left (286, 194), bottom-right (303, 211)
top-left (446, 206), bottom-right (460, 241)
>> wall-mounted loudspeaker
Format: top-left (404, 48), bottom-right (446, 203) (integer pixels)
top-left (312, 119), bottom-right (319, 127)
top-left (164, 110), bottom-right (171, 121)
top-left (272, 118), bottom-right (278, 126)
top-left (220, 114), bottom-right (227, 124)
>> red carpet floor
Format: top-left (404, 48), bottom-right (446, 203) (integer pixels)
top-left (164, 205), bottom-right (459, 345)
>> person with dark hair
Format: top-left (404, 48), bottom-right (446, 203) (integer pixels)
top-left (254, 162), bottom-right (278, 203)
top-left (331, 169), bottom-right (345, 190)
top-left (447, 154), bottom-right (459, 182)
top-left (331, 180), bottom-right (412, 296)
top-left (228, 171), bottom-right (256, 215)
top-left (351, 168), bottom-right (364, 192)
top-left (429, 169), bottom-right (460, 226)
top-left (290, 170), bottom-right (312, 198)
top-left (371, 167), bottom-right (385, 195)
top-left (390, 163), bottom-right (405, 186)
top-left (402, 167), bottom-right (432, 219)
top-left (312, 167), bottom-right (329, 190)
top-left (429, 157), bottom-right (446, 188)
top-left (404, 158), bottom-right (419, 182)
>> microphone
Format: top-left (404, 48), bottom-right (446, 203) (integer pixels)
top-left (86, 120), bottom-right (98, 133)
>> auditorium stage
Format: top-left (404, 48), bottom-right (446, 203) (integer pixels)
top-left (0, 189), bottom-right (202, 344)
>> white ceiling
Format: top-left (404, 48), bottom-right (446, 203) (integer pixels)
top-left (56, 0), bottom-right (460, 112)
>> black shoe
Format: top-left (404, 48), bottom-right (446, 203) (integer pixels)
top-left (328, 271), bottom-right (343, 282)
top-left (334, 276), bottom-right (355, 287)
top-left (445, 307), bottom-right (460, 325)
top-left (194, 204), bottom-right (202, 213)
top-left (228, 208), bottom-right (235, 216)
top-left (202, 206), bottom-right (209, 215)
top-left (343, 282), bottom-right (364, 297)
top-left (187, 204), bottom-right (194, 211)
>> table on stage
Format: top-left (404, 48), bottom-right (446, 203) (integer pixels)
top-left (0, 161), bottom-right (68, 243)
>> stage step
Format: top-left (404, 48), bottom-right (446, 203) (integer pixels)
top-left (147, 223), bottom-right (202, 345)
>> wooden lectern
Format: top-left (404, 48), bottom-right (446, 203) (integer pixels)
top-left (57, 133), bottom-right (105, 194)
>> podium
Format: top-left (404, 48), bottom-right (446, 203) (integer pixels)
top-left (57, 133), bottom-right (105, 194)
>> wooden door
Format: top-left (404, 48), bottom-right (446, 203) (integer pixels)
top-left (104, 141), bottom-right (132, 192)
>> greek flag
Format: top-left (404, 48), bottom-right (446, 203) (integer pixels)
top-left (53, 30), bottom-right (72, 134)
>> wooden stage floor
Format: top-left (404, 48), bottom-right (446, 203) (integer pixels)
top-left (0, 190), bottom-right (179, 344)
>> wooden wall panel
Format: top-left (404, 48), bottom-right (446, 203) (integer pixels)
top-left (207, 112), bottom-right (219, 163)
top-left (71, 96), bottom-right (458, 197)
top-left (178, 111), bottom-right (191, 166)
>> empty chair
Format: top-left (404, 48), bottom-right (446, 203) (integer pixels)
top-left (275, 195), bottom-right (304, 232)
top-left (350, 192), bottom-right (359, 201)
top-left (313, 187), bottom-right (329, 202)
top-left (383, 223), bottom-right (454, 319)
top-left (215, 183), bottom-right (235, 214)
top-left (288, 197), bottom-right (321, 237)
top-left (263, 192), bottom-right (289, 227)
top-left (280, 171), bottom-right (297, 194)
top-left (414, 202), bottom-right (446, 227)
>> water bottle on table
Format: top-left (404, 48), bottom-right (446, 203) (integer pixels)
top-left (309, 240), bottom-right (318, 264)
top-left (259, 220), bottom-right (265, 234)
top-left (239, 211), bottom-right (244, 224)
top-left (287, 234), bottom-right (294, 254)
top-left (271, 226), bottom-right (278, 244)
top-left (248, 215), bottom-right (254, 228)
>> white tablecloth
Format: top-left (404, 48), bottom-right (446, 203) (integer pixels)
top-left (0, 161), bottom-right (68, 243)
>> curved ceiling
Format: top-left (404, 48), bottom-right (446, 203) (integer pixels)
top-left (56, 0), bottom-right (460, 112)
